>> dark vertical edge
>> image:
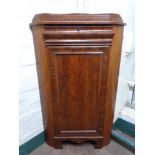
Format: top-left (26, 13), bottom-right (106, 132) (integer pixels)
top-left (103, 25), bottom-right (124, 145)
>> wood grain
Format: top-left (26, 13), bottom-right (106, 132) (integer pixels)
top-left (30, 13), bottom-right (125, 149)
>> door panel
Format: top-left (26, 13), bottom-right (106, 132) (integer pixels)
top-left (49, 47), bottom-right (110, 136)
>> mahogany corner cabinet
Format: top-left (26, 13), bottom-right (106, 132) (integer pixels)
top-left (30, 13), bottom-right (125, 149)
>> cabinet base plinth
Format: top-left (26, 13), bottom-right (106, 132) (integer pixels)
top-left (46, 136), bottom-right (106, 149)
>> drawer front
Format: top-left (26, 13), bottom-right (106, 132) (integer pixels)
top-left (48, 46), bottom-right (110, 137)
top-left (44, 26), bottom-right (114, 46)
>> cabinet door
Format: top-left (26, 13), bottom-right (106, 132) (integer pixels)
top-left (49, 46), bottom-right (110, 137)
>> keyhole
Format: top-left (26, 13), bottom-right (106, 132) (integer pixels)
top-left (77, 27), bottom-right (80, 32)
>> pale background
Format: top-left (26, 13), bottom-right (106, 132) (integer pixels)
top-left (19, 0), bottom-right (135, 145)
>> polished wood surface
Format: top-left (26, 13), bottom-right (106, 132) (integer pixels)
top-left (30, 13), bottom-right (124, 26)
top-left (30, 14), bottom-right (124, 149)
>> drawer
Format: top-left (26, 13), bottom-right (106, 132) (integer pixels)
top-left (43, 26), bottom-right (114, 46)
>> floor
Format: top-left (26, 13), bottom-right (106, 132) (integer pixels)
top-left (30, 140), bottom-right (134, 155)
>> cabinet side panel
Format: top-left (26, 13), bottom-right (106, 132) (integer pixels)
top-left (103, 26), bottom-right (124, 145)
top-left (31, 26), bottom-right (54, 145)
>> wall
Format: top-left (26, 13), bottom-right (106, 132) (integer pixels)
top-left (19, 0), bottom-right (134, 145)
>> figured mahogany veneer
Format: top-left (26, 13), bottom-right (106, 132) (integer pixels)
top-left (30, 13), bottom-right (125, 149)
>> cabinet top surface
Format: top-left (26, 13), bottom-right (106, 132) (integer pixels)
top-left (30, 13), bottom-right (125, 27)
